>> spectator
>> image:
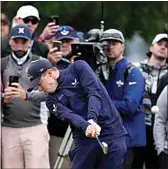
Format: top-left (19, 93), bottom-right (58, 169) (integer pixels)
top-left (1, 5), bottom-right (49, 58)
top-left (1, 24), bottom-right (50, 168)
top-left (47, 25), bottom-right (80, 67)
top-left (132, 33), bottom-right (168, 169)
top-left (153, 85), bottom-right (168, 169)
top-left (47, 25), bottom-right (80, 169)
top-left (1, 13), bottom-right (10, 39)
top-left (27, 59), bottom-right (127, 169)
top-left (99, 29), bottom-right (146, 169)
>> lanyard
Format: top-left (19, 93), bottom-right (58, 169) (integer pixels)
top-left (28, 40), bottom-right (34, 52)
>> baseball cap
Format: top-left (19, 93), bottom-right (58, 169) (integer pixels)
top-left (1, 13), bottom-right (10, 25)
top-left (16, 5), bottom-right (40, 21)
top-left (100, 29), bottom-right (125, 43)
top-left (27, 59), bottom-right (53, 89)
top-left (147, 33), bottom-right (168, 57)
top-left (151, 33), bottom-right (168, 45)
top-left (56, 25), bottom-right (79, 41)
top-left (10, 24), bottom-right (32, 40)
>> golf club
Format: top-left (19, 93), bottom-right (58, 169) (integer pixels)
top-left (96, 135), bottom-right (108, 154)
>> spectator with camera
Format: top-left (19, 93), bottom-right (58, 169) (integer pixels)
top-left (132, 33), bottom-right (168, 169)
top-left (99, 29), bottom-right (146, 169)
top-left (153, 85), bottom-right (168, 169)
top-left (47, 25), bottom-right (80, 66)
top-left (1, 24), bottom-right (50, 168)
top-left (1, 5), bottom-right (49, 58)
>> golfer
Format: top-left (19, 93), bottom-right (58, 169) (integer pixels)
top-left (27, 59), bottom-right (127, 169)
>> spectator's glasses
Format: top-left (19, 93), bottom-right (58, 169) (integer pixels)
top-left (23, 17), bottom-right (39, 25)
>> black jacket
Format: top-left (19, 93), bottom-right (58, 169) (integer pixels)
top-left (1, 36), bottom-right (49, 58)
top-left (154, 72), bottom-right (168, 105)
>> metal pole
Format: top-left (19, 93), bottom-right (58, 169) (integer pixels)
top-left (54, 126), bottom-right (73, 169)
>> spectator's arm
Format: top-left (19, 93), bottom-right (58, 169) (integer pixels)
top-left (153, 86), bottom-right (168, 155)
top-left (27, 90), bottom-right (47, 102)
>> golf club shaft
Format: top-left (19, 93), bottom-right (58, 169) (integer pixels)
top-left (96, 135), bottom-right (103, 149)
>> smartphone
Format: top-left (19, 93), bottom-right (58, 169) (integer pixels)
top-left (49, 15), bottom-right (59, 25)
top-left (53, 40), bottom-right (62, 51)
top-left (9, 76), bottom-right (19, 87)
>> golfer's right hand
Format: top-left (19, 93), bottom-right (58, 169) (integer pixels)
top-left (85, 125), bottom-right (99, 138)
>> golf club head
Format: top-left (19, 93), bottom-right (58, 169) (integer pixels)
top-left (96, 135), bottom-right (108, 154)
top-left (102, 142), bottom-right (108, 154)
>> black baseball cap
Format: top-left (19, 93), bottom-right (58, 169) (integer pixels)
top-left (27, 59), bottom-right (53, 89)
top-left (56, 25), bottom-right (79, 41)
top-left (10, 24), bottom-right (32, 40)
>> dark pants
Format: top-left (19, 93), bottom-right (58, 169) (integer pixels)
top-left (123, 148), bottom-right (135, 169)
top-left (132, 126), bottom-right (159, 169)
top-left (159, 152), bottom-right (168, 169)
top-left (69, 136), bottom-right (127, 169)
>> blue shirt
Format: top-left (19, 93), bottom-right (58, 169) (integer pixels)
top-left (46, 60), bottom-right (127, 143)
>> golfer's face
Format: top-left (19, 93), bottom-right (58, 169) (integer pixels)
top-left (38, 72), bottom-right (58, 93)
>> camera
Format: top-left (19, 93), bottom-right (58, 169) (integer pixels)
top-left (85, 29), bottom-right (101, 42)
top-left (71, 42), bottom-right (107, 71)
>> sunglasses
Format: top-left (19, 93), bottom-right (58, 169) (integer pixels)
top-left (23, 17), bottom-right (39, 25)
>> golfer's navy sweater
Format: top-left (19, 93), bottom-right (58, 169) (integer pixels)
top-left (46, 61), bottom-right (127, 143)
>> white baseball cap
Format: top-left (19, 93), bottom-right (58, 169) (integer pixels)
top-left (147, 33), bottom-right (168, 57)
top-left (16, 5), bottom-right (40, 21)
top-left (152, 33), bottom-right (168, 45)
top-left (100, 29), bottom-right (125, 43)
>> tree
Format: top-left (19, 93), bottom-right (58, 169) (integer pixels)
top-left (1, 1), bottom-right (168, 42)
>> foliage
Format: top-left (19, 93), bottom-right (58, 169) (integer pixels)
top-left (1, 1), bottom-right (168, 42)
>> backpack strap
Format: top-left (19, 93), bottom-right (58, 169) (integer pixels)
top-left (124, 63), bottom-right (135, 82)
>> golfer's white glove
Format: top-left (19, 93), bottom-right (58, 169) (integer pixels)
top-left (88, 119), bottom-right (101, 136)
